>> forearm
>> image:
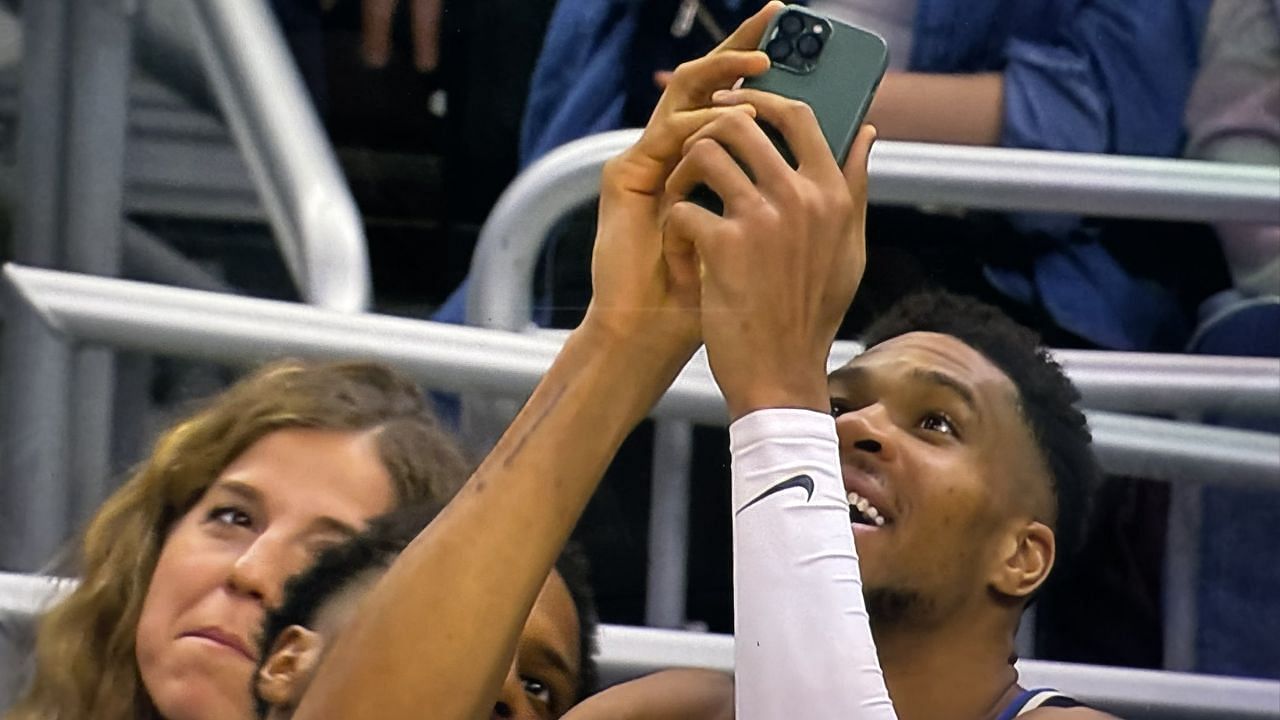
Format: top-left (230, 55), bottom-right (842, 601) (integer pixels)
top-left (566, 669), bottom-right (735, 720)
top-left (295, 325), bottom-right (687, 720)
top-left (866, 72), bottom-right (1003, 146)
top-left (731, 410), bottom-right (895, 720)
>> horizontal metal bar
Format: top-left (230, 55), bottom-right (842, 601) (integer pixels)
top-left (1, 569), bottom-right (1273, 720)
top-left (8, 265), bottom-right (1279, 488)
top-left (2, 573), bottom-right (1275, 718)
top-left (592, 625), bottom-right (1280, 720)
top-left (468, 129), bottom-right (1280, 336)
top-left (872, 141), bottom-right (1280, 225)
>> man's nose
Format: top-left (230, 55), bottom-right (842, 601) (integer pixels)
top-left (835, 405), bottom-right (896, 462)
top-left (491, 662), bottom-right (537, 720)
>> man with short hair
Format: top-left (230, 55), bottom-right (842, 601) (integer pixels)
top-left (661, 75), bottom-right (1113, 716)
top-left (252, 502), bottom-right (600, 720)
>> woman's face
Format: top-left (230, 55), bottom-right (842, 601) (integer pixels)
top-left (136, 427), bottom-right (395, 720)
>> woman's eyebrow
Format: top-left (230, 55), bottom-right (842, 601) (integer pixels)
top-left (208, 479), bottom-right (264, 505)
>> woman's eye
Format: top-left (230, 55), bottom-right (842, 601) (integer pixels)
top-left (207, 506), bottom-right (253, 529)
top-left (919, 412), bottom-right (957, 436)
top-left (830, 400), bottom-right (851, 417)
top-left (521, 677), bottom-right (553, 706)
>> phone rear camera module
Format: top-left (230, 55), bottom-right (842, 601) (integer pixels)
top-left (796, 33), bottom-right (824, 59)
top-left (766, 36), bottom-right (794, 63)
top-left (778, 12), bottom-right (805, 36)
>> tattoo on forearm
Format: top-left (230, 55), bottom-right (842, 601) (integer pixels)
top-left (502, 382), bottom-right (569, 470)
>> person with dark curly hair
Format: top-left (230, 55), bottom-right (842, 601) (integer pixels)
top-left (251, 502), bottom-right (599, 719)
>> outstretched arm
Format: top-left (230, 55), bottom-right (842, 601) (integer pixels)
top-left (290, 6), bottom-right (783, 720)
top-left (665, 87), bottom-right (895, 719)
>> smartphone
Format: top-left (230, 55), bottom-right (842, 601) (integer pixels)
top-left (691, 5), bottom-right (888, 212)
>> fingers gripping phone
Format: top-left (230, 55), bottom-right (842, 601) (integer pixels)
top-left (691, 5), bottom-right (889, 212)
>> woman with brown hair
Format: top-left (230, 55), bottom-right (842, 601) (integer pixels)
top-left (5, 360), bottom-right (469, 720)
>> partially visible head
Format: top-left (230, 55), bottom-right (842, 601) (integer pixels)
top-left (828, 292), bottom-right (1097, 630)
top-left (10, 360), bottom-right (470, 720)
top-left (254, 503), bottom-right (598, 720)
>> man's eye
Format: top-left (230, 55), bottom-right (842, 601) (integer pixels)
top-left (919, 412), bottom-right (957, 436)
top-left (521, 676), bottom-right (553, 706)
top-left (830, 400), bottom-right (851, 417)
top-left (206, 506), bottom-right (253, 528)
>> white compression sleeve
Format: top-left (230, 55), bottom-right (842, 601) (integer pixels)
top-left (731, 409), bottom-right (897, 720)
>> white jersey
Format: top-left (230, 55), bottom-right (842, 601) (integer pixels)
top-left (731, 409), bottom-right (898, 720)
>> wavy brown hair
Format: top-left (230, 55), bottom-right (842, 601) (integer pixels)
top-left (6, 360), bottom-right (470, 720)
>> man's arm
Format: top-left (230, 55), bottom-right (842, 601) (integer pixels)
top-left (289, 6), bottom-right (783, 720)
top-left (565, 669), bottom-right (734, 720)
top-left (664, 90), bottom-right (895, 719)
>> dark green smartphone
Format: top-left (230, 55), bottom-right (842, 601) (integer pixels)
top-left (691, 5), bottom-right (889, 211)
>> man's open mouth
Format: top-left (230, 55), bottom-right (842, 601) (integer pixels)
top-left (847, 490), bottom-right (886, 527)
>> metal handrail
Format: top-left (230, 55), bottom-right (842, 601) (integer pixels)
top-left (468, 129), bottom-right (1280, 335)
top-left (591, 625), bottom-right (1280, 720)
top-left (0, 572), bottom-right (1276, 720)
top-left (8, 265), bottom-right (1279, 488)
top-left (182, 0), bottom-right (370, 312)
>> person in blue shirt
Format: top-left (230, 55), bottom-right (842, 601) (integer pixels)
top-left (504, 0), bottom-right (1214, 352)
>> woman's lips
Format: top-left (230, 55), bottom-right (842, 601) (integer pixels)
top-left (184, 627), bottom-right (257, 662)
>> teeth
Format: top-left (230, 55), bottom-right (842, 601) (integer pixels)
top-left (846, 491), bottom-right (887, 525)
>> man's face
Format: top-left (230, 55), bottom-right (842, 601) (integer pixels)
top-left (257, 570), bottom-right (582, 720)
top-left (826, 332), bottom-right (1046, 623)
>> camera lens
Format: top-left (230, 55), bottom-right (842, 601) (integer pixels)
top-left (765, 36), bottom-right (793, 63)
top-left (778, 12), bottom-right (804, 36)
top-left (796, 33), bottom-right (824, 59)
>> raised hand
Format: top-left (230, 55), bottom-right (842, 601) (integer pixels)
top-left (664, 89), bottom-right (877, 419)
top-left (583, 2), bottom-right (784, 364)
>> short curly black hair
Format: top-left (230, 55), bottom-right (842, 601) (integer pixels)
top-left (860, 291), bottom-right (1100, 592)
top-left (253, 503), bottom-right (600, 716)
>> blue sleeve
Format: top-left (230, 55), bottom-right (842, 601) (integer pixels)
top-left (1000, 0), bottom-right (1212, 156)
top-left (519, 0), bottom-right (638, 167)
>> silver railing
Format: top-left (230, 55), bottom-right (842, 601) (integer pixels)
top-left (591, 625), bottom-right (1280, 720)
top-left (1, 572), bottom-right (1277, 720)
top-left (8, 265), bottom-right (1279, 488)
top-left (183, 0), bottom-right (370, 312)
top-left (467, 129), bottom-right (1280, 334)
top-left (0, 0), bottom-right (371, 572)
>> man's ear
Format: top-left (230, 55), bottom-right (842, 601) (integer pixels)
top-left (990, 520), bottom-right (1055, 600)
top-left (256, 625), bottom-right (324, 713)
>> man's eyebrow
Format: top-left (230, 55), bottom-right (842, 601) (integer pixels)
top-left (307, 515), bottom-right (361, 539)
top-left (909, 368), bottom-right (979, 417)
top-left (528, 641), bottom-right (577, 691)
top-left (827, 364), bottom-right (868, 389)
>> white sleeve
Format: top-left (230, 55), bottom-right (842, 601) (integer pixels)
top-left (730, 408), bottom-right (897, 720)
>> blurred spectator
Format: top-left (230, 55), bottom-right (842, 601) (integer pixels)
top-left (1184, 0), bottom-right (1280, 299)
top-left (513, 0), bottom-right (1218, 352)
top-left (1182, 0), bottom-right (1280, 681)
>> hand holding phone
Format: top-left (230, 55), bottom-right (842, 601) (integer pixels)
top-left (687, 5), bottom-right (887, 213)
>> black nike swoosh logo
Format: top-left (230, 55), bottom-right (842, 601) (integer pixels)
top-left (736, 474), bottom-right (815, 515)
